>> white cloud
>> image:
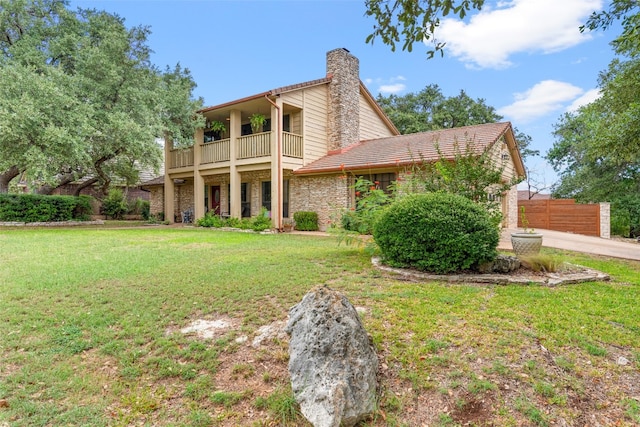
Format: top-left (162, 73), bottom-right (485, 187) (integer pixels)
top-left (378, 83), bottom-right (406, 94)
top-left (435, 0), bottom-right (603, 69)
top-left (498, 80), bottom-right (584, 122)
top-left (566, 88), bottom-right (601, 112)
top-left (365, 75), bottom-right (407, 94)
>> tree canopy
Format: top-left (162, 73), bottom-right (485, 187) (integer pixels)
top-left (375, 84), bottom-right (502, 133)
top-left (547, 1), bottom-right (640, 236)
top-left (376, 83), bottom-right (535, 161)
top-left (364, 0), bottom-right (484, 56)
top-left (0, 0), bottom-right (204, 194)
top-left (364, 0), bottom-right (636, 58)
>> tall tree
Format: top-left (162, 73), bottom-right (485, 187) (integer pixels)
top-left (548, 1), bottom-right (640, 235)
top-left (376, 84), bottom-right (502, 133)
top-left (0, 0), bottom-right (204, 195)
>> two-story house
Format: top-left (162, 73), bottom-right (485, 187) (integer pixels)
top-left (144, 48), bottom-right (525, 230)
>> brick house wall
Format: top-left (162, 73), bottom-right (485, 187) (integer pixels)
top-left (149, 187), bottom-right (164, 217)
top-left (289, 174), bottom-right (352, 231)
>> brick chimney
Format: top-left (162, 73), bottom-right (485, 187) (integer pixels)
top-left (326, 48), bottom-right (360, 151)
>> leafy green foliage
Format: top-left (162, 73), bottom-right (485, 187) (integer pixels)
top-left (251, 207), bottom-right (273, 232)
top-left (364, 0), bottom-right (485, 56)
top-left (128, 198), bottom-right (150, 220)
top-left (0, 193), bottom-right (92, 222)
top-left (341, 177), bottom-right (391, 234)
top-left (398, 140), bottom-right (518, 226)
top-left (196, 207), bottom-right (273, 231)
top-left (373, 192), bottom-right (499, 273)
top-left (101, 189), bottom-right (128, 220)
top-left (376, 84), bottom-right (502, 134)
top-left (293, 211), bottom-right (319, 231)
top-left (548, 60), bottom-right (640, 235)
top-left (196, 212), bottom-right (225, 228)
top-left (0, 1), bottom-right (204, 195)
top-left (582, 0), bottom-right (640, 56)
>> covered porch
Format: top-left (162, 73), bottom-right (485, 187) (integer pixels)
top-left (164, 95), bottom-right (303, 229)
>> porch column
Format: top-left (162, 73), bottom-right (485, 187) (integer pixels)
top-left (269, 98), bottom-right (283, 229)
top-left (229, 109), bottom-right (242, 218)
top-left (163, 136), bottom-right (175, 223)
top-left (193, 128), bottom-right (205, 221)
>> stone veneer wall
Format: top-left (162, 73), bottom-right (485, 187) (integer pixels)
top-left (174, 184), bottom-right (194, 222)
top-left (290, 174), bottom-right (352, 231)
top-left (506, 185), bottom-right (519, 229)
top-left (599, 202), bottom-right (610, 239)
top-left (326, 48), bottom-right (360, 151)
top-left (149, 187), bottom-right (164, 216)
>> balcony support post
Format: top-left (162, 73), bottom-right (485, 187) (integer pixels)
top-left (163, 134), bottom-right (175, 223)
top-left (193, 128), bottom-right (205, 222)
top-left (266, 96), bottom-right (283, 230)
top-left (229, 109), bottom-right (242, 218)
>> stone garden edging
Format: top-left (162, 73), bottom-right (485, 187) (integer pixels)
top-left (371, 257), bottom-right (610, 286)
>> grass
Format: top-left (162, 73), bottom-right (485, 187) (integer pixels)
top-left (1, 226), bottom-right (639, 426)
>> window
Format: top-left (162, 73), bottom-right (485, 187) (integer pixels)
top-left (204, 130), bottom-right (222, 142)
top-left (283, 179), bottom-right (289, 218)
top-left (261, 181), bottom-right (271, 212)
top-left (359, 173), bottom-right (396, 194)
top-left (228, 183), bottom-right (251, 217)
top-left (259, 180), bottom-right (289, 217)
top-left (241, 183), bottom-right (250, 217)
top-left (242, 118), bottom-right (272, 136)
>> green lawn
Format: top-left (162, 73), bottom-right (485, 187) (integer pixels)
top-left (1, 227), bottom-right (639, 426)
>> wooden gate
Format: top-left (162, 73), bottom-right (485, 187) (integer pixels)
top-left (518, 199), bottom-right (601, 237)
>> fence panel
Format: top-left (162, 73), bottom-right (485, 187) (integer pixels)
top-left (518, 199), bottom-right (601, 237)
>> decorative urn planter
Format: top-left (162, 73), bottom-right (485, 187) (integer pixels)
top-left (510, 232), bottom-right (543, 257)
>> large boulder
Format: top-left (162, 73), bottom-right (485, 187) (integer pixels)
top-left (285, 286), bottom-right (378, 427)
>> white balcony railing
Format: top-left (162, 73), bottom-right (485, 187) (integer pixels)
top-left (201, 138), bottom-right (230, 164)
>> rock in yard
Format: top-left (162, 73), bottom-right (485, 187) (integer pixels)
top-left (285, 285), bottom-right (378, 427)
top-left (478, 254), bottom-right (520, 274)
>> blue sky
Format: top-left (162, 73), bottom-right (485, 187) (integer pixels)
top-left (70, 0), bottom-right (621, 190)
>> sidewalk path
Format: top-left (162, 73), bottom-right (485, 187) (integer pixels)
top-left (499, 229), bottom-right (640, 261)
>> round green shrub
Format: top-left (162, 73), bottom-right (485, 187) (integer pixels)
top-left (373, 192), bottom-right (499, 274)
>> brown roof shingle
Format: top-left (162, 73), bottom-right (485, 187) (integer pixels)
top-left (294, 122), bottom-right (513, 175)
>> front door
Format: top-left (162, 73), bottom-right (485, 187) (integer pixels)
top-left (211, 185), bottom-right (221, 215)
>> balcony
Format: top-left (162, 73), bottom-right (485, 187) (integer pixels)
top-left (169, 147), bottom-right (194, 169)
top-left (283, 132), bottom-right (303, 158)
top-left (169, 131), bottom-right (303, 170)
top-left (237, 132), bottom-right (270, 159)
top-left (201, 138), bottom-right (230, 164)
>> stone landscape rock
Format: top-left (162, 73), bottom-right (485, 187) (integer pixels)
top-left (285, 285), bottom-right (378, 427)
top-left (477, 254), bottom-right (520, 273)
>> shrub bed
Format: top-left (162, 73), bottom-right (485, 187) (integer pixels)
top-left (0, 194), bottom-right (93, 222)
top-left (293, 211), bottom-right (319, 231)
top-left (373, 192), bottom-right (499, 274)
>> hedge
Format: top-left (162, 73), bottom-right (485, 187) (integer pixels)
top-left (0, 194), bottom-right (93, 222)
top-left (293, 211), bottom-right (319, 231)
top-left (373, 192), bottom-right (499, 274)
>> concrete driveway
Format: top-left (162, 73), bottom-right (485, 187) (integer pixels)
top-left (500, 228), bottom-right (640, 261)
